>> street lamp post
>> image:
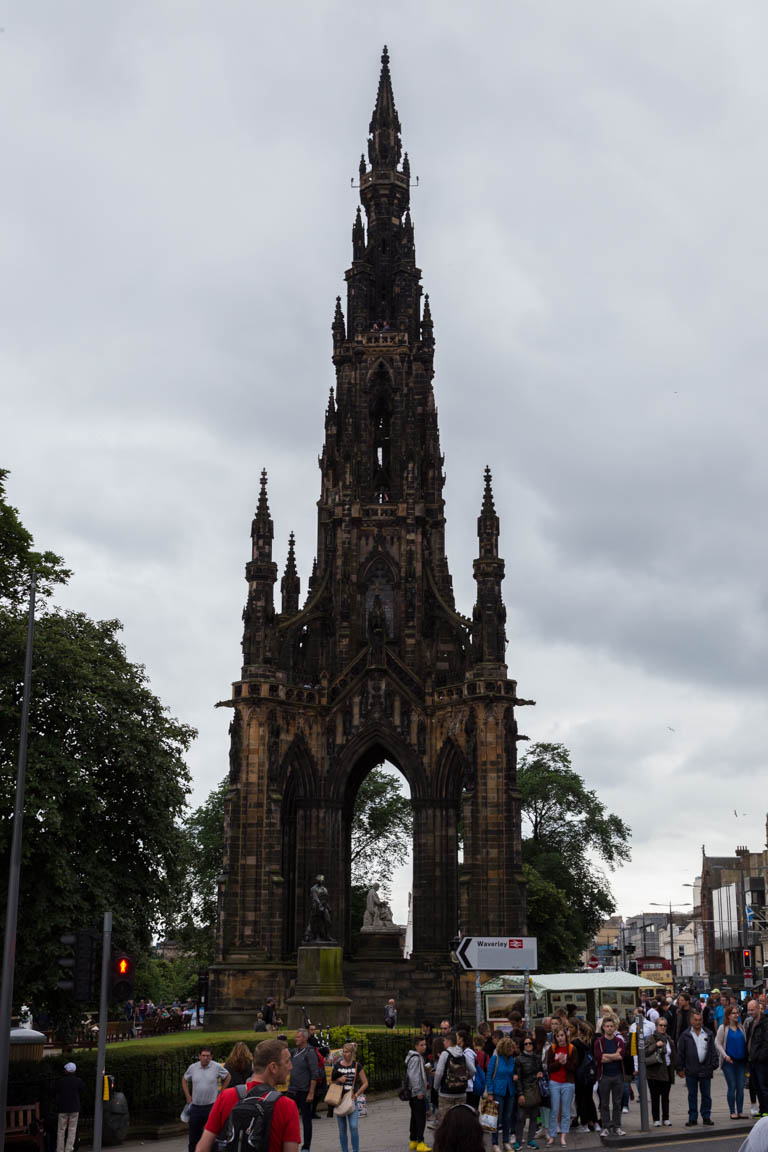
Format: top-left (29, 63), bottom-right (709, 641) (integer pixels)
top-left (651, 901), bottom-right (692, 992)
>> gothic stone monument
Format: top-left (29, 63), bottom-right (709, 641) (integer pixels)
top-left (207, 46), bottom-right (533, 1028)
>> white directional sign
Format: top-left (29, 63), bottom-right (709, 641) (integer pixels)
top-left (456, 936), bottom-right (538, 972)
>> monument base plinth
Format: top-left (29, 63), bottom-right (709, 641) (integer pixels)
top-left (356, 929), bottom-right (405, 960)
top-left (285, 943), bottom-right (351, 1028)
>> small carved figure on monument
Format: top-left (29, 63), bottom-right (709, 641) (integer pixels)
top-left (362, 883), bottom-right (395, 930)
top-left (304, 874), bottom-right (334, 942)
top-left (367, 593), bottom-right (387, 662)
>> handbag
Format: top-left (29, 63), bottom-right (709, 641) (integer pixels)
top-left (335, 1089), bottom-right (356, 1116)
top-left (479, 1095), bottom-right (499, 1133)
top-left (538, 1074), bottom-right (550, 1103)
top-left (324, 1081), bottom-right (343, 1108)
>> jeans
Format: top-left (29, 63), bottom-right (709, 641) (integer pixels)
top-left (516, 1103), bottom-right (539, 1145)
top-left (722, 1060), bottom-right (746, 1115)
top-left (56, 1113), bottom-right (79, 1152)
top-left (492, 1091), bottom-right (516, 1146)
top-left (291, 1089), bottom-right (313, 1149)
top-left (575, 1080), bottom-right (596, 1127)
top-left (598, 1076), bottom-right (624, 1132)
top-left (337, 1100), bottom-right (359, 1152)
top-left (752, 1062), bottom-right (768, 1115)
top-left (409, 1096), bottom-right (427, 1142)
top-left (188, 1103), bottom-right (213, 1152)
top-left (685, 1074), bottom-right (712, 1122)
top-left (648, 1079), bottom-right (671, 1122)
top-left (549, 1081), bottom-right (575, 1138)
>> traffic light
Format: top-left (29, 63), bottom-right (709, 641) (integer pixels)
top-left (743, 948), bottom-right (752, 969)
top-left (73, 929), bottom-right (99, 1001)
top-left (57, 929), bottom-right (99, 1000)
top-left (57, 933), bottom-right (77, 992)
top-left (111, 951), bottom-right (135, 1002)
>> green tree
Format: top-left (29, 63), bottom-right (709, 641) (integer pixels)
top-left (166, 777), bottom-right (228, 965)
top-left (351, 766), bottom-right (412, 891)
top-left (349, 766), bottom-right (412, 946)
top-left (519, 742), bottom-right (631, 970)
top-left (0, 467), bottom-right (70, 606)
top-left (0, 471), bottom-right (195, 1010)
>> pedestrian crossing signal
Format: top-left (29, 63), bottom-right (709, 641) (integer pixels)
top-left (111, 951), bottom-right (135, 1002)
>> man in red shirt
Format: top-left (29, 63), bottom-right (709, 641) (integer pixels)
top-left (196, 1039), bottom-right (300, 1152)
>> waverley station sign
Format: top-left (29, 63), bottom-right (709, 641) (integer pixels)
top-left (456, 936), bottom-right (538, 971)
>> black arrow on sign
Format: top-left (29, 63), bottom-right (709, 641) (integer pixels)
top-left (457, 937), bottom-right (474, 970)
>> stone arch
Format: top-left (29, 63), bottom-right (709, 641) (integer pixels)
top-left (434, 735), bottom-right (469, 801)
top-left (327, 719), bottom-right (458, 954)
top-left (332, 720), bottom-right (428, 805)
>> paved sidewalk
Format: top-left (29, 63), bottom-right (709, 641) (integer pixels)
top-left (115, 1074), bottom-right (758, 1152)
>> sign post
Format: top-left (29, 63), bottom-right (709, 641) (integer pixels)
top-left (456, 937), bottom-right (538, 971)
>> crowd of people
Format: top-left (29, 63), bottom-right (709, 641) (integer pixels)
top-left (400, 989), bottom-right (768, 1151)
top-left (176, 989), bottom-right (768, 1152)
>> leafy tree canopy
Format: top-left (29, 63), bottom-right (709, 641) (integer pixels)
top-left (519, 742), bottom-right (631, 970)
top-left (350, 765), bottom-right (412, 893)
top-left (0, 468), bottom-right (70, 608)
top-left (0, 471), bottom-right (195, 1009)
top-left (164, 776), bottom-right (228, 966)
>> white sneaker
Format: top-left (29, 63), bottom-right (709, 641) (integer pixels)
top-left (621, 1107), bottom-right (629, 1114)
top-left (654, 1121), bottom-right (661, 1127)
top-left (663, 1121), bottom-right (672, 1126)
top-left (615, 1128), bottom-right (626, 1136)
top-left (576, 1127), bottom-right (590, 1133)
top-left (600, 1130), bottom-right (609, 1138)
top-left (753, 1107), bottom-right (761, 1117)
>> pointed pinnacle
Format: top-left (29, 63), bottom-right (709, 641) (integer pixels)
top-left (256, 468), bottom-right (270, 517)
top-left (369, 43), bottom-right (402, 167)
top-left (284, 531), bottom-right (298, 576)
top-left (481, 465), bottom-right (496, 517)
top-left (326, 386), bottom-right (336, 416)
top-left (423, 294), bottom-right (432, 323)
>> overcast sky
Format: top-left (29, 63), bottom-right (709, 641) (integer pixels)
top-left (4, 1), bottom-right (768, 932)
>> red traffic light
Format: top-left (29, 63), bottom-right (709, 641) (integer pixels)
top-left (743, 948), bottom-right (752, 966)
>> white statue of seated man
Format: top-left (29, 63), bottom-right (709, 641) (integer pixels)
top-left (363, 883), bottom-right (395, 929)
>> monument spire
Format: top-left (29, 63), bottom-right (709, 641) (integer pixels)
top-left (367, 45), bottom-right (402, 169)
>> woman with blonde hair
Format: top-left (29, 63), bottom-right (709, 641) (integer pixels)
top-left (487, 1034), bottom-right (517, 1151)
top-left (224, 1041), bottom-right (253, 1087)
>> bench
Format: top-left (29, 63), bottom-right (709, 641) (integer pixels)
top-left (73, 1020), bottom-right (133, 1047)
top-left (5, 1104), bottom-right (44, 1152)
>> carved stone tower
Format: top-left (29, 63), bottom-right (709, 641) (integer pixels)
top-left (210, 47), bottom-right (532, 1024)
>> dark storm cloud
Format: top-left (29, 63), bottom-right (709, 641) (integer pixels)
top-left (3, 0), bottom-right (768, 916)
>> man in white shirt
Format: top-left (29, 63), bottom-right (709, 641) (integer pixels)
top-left (182, 1047), bottom-right (230, 1152)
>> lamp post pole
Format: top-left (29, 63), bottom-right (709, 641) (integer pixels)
top-left (0, 574), bottom-right (36, 1152)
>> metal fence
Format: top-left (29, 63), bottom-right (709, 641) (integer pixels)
top-left (7, 1056), bottom-right (190, 1131)
top-left (7, 1033), bottom-right (418, 1134)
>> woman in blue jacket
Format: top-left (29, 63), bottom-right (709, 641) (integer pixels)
top-left (487, 1035), bottom-right (517, 1150)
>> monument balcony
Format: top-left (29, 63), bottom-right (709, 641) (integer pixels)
top-left (353, 330), bottom-right (409, 350)
top-left (431, 678), bottom-right (521, 704)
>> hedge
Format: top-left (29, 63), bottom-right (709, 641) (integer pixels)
top-left (7, 1027), bottom-right (418, 1129)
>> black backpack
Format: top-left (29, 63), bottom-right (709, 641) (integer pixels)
top-left (442, 1050), bottom-right (469, 1094)
top-left (223, 1084), bottom-right (279, 1152)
